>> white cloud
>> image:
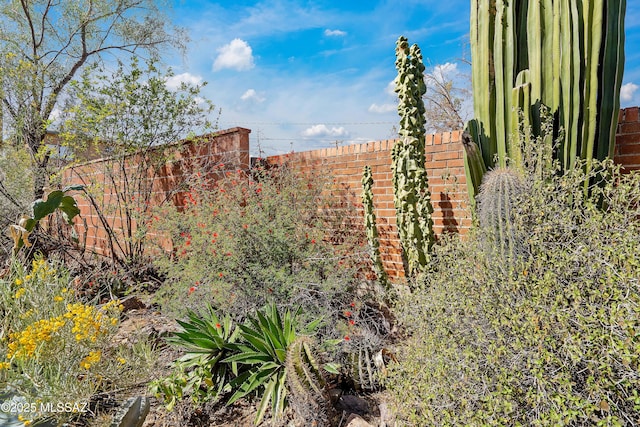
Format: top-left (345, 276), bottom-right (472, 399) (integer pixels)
top-left (302, 124), bottom-right (349, 138)
top-left (385, 80), bottom-right (396, 96)
top-left (432, 62), bottom-right (458, 81)
top-left (213, 39), bottom-right (255, 71)
top-left (241, 89), bottom-right (266, 103)
top-left (621, 82), bottom-right (639, 102)
top-left (368, 103), bottom-right (396, 114)
top-left (165, 72), bottom-right (203, 90)
top-left (324, 29), bottom-right (347, 37)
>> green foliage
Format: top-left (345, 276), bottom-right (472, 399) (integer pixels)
top-left (153, 163), bottom-right (363, 321)
top-left (386, 152), bottom-right (640, 425)
top-left (361, 165), bottom-right (389, 289)
top-left (150, 307), bottom-right (238, 411)
top-left (61, 57), bottom-right (214, 265)
top-left (153, 304), bottom-right (334, 425)
top-left (392, 36), bottom-right (435, 277)
top-left (466, 0), bottom-right (626, 199)
top-left (0, 0), bottom-right (183, 199)
top-left (6, 185), bottom-right (82, 254)
top-left (0, 145), bottom-right (33, 259)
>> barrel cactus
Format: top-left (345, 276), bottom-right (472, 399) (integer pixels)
top-left (286, 336), bottom-right (335, 425)
top-left (476, 167), bottom-right (526, 259)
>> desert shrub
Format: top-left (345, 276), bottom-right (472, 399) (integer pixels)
top-left (0, 146), bottom-right (33, 260)
top-left (386, 159), bottom-right (640, 425)
top-left (152, 163), bottom-right (365, 323)
top-left (0, 257), bottom-right (155, 425)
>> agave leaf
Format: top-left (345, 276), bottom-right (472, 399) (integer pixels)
top-left (271, 371), bottom-right (287, 421)
top-left (227, 367), bottom-right (277, 405)
top-left (238, 326), bottom-right (273, 357)
top-left (223, 351), bottom-right (273, 364)
top-left (255, 376), bottom-right (277, 426)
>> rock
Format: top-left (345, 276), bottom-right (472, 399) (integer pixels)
top-left (335, 394), bottom-right (369, 416)
top-left (378, 402), bottom-right (395, 427)
top-left (345, 414), bottom-right (375, 427)
top-left (120, 296), bottom-right (146, 312)
top-left (110, 396), bottom-right (150, 427)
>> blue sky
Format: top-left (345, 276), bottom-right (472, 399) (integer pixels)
top-left (166, 0), bottom-right (640, 156)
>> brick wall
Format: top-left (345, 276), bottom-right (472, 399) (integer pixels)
top-left (59, 107), bottom-right (640, 278)
top-left (266, 130), bottom-right (472, 278)
top-left (615, 107), bottom-right (640, 171)
top-left (61, 128), bottom-right (250, 259)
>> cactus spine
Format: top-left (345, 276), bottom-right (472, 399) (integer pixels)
top-left (465, 0), bottom-right (626, 200)
top-left (286, 336), bottom-right (334, 425)
top-left (476, 168), bottom-right (526, 259)
top-left (361, 166), bottom-right (389, 289)
top-left (392, 36), bottom-right (435, 277)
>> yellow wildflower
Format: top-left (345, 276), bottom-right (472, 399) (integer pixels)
top-left (117, 357), bottom-right (126, 364)
top-left (14, 278), bottom-right (23, 286)
top-left (79, 350), bottom-right (101, 369)
top-left (25, 275), bottom-right (31, 281)
top-left (54, 296), bottom-right (64, 302)
top-left (0, 361), bottom-right (11, 370)
top-left (14, 288), bottom-right (26, 299)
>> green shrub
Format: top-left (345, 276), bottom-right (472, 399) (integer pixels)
top-left (152, 163), bottom-right (364, 322)
top-left (386, 159), bottom-right (640, 426)
top-left (0, 146), bottom-right (33, 260)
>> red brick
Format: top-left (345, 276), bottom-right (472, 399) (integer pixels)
top-left (620, 122), bottom-right (640, 134)
top-left (616, 134), bottom-right (640, 145)
top-left (616, 154), bottom-right (640, 168)
top-left (621, 107), bottom-right (639, 123)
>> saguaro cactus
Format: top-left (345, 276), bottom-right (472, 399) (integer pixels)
top-left (392, 36), bottom-right (435, 277)
top-left (465, 0), bottom-right (626, 200)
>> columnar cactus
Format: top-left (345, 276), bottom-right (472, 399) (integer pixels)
top-left (465, 0), bottom-right (626, 200)
top-left (392, 36), bottom-right (435, 277)
top-left (361, 166), bottom-right (389, 288)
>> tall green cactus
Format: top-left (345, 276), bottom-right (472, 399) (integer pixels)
top-left (465, 0), bottom-right (626, 200)
top-left (392, 36), bottom-right (435, 277)
top-left (362, 166), bottom-right (390, 288)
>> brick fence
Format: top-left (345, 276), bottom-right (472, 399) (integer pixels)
top-left (62, 107), bottom-right (640, 278)
top-left (265, 131), bottom-right (470, 278)
top-left (615, 106), bottom-right (640, 171)
top-left (61, 128), bottom-right (250, 259)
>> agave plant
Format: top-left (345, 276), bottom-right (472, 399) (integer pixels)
top-left (150, 305), bottom-right (239, 409)
top-left (224, 304), bottom-right (321, 426)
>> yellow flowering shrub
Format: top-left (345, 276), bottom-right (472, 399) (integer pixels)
top-left (0, 257), bottom-right (140, 425)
